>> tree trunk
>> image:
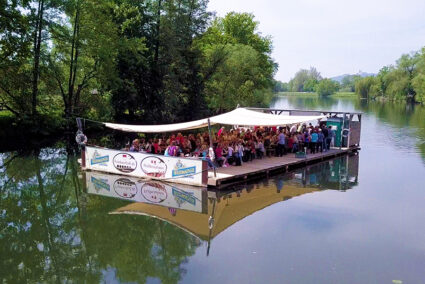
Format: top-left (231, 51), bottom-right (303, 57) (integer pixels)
top-left (31, 0), bottom-right (45, 117)
top-left (154, 0), bottom-right (162, 66)
top-left (66, 0), bottom-right (81, 119)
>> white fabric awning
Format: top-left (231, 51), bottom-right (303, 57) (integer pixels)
top-left (103, 108), bottom-right (325, 133)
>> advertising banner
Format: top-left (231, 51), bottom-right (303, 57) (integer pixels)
top-left (84, 146), bottom-right (208, 186)
top-left (85, 171), bottom-right (207, 213)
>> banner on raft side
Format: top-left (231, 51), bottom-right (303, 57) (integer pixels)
top-left (84, 146), bottom-right (208, 186)
top-left (85, 171), bottom-right (207, 213)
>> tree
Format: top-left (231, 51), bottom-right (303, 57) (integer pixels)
top-left (289, 69), bottom-right (309, 92)
top-left (412, 48), bottom-right (425, 103)
top-left (198, 12), bottom-right (276, 112)
top-left (355, 77), bottom-right (376, 99)
top-left (412, 74), bottom-right (425, 103)
top-left (47, 0), bottom-right (118, 122)
top-left (0, 0), bottom-right (279, 133)
top-left (0, 0), bottom-right (31, 117)
top-left (395, 52), bottom-right (420, 99)
top-left (203, 44), bottom-right (272, 111)
top-left (316, 79), bottom-right (339, 96)
top-left (0, 0), bottom-right (61, 119)
top-left (340, 75), bottom-right (359, 92)
top-left (303, 78), bottom-right (319, 92)
top-left (272, 80), bottom-right (288, 93)
top-left (110, 0), bottom-right (213, 123)
top-left (288, 67), bottom-right (322, 92)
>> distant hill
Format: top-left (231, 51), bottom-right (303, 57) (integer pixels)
top-left (331, 72), bottom-right (375, 83)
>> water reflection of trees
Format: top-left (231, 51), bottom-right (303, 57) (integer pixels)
top-left (271, 95), bottom-right (341, 110)
top-left (355, 100), bottom-right (425, 161)
top-left (0, 147), bottom-right (200, 283)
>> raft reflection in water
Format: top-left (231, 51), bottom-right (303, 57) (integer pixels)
top-left (85, 154), bottom-right (359, 252)
top-left (85, 171), bottom-right (208, 213)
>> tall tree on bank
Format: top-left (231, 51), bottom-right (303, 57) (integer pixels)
top-left (354, 49), bottom-right (425, 103)
top-left (0, 0), bottom-right (30, 116)
top-left (1, 0), bottom-right (279, 131)
top-left (198, 12), bottom-right (277, 112)
top-left (111, 0), bottom-right (212, 123)
top-left (31, 0), bottom-right (45, 116)
top-left (0, 0), bottom-right (61, 119)
top-left (48, 0), bottom-right (118, 121)
top-left (288, 67), bottom-right (322, 92)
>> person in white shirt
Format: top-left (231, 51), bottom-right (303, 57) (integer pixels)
top-left (256, 139), bottom-right (265, 159)
top-left (290, 124), bottom-right (297, 134)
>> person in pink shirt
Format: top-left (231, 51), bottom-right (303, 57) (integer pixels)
top-left (215, 143), bottom-right (228, 167)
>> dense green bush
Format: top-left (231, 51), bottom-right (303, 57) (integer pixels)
top-left (316, 79), bottom-right (339, 96)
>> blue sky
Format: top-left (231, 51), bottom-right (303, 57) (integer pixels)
top-left (208, 0), bottom-right (425, 82)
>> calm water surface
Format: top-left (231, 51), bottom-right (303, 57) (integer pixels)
top-left (1, 96), bottom-right (425, 283)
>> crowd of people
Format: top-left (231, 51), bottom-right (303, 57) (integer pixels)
top-left (124, 123), bottom-right (336, 169)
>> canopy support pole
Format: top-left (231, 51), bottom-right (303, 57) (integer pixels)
top-left (207, 197), bottom-right (217, 256)
top-left (207, 118), bottom-right (216, 177)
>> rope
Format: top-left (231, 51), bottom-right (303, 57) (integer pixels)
top-left (81, 118), bottom-right (105, 125)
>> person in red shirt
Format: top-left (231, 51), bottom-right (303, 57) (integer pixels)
top-left (215, 143), bottom-right (228, 167)
top-left (152, 139), bottom-right (160, 154)
top-left (176, 133), bottom-right (184, 146)
top-left (287, 135), bottom-right (294, 153)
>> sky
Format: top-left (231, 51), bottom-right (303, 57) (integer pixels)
top-left (208, 0), bottom-right (425, 82)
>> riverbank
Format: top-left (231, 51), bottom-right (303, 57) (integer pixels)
top-left (277, 91), bottom-right (357, 98)
top-left (0, 111), bottom-right (107, 151)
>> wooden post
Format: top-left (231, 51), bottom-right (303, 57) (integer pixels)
top-left (81, 146), bottom-right (86, 168)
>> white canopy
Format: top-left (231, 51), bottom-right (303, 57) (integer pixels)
top-left (104, 108), bottom-right (325, 133)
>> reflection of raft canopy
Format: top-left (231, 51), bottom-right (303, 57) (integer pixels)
top-left (111, 183), bottom-right (319, 240)
top-left (102, 108), bottom-right (325, 133)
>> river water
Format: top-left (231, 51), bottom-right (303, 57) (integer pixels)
top-left (1, 96), bottom-right (425, 283)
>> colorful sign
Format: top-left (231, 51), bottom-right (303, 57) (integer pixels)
top-left (84, 146), bottom-right (207, 186)
top-left (172, 160), bottom-right (196, 177)
top-left (113, 153), bottom-right (137, 173)
top-left (140, 156), bottom-right (167, 178)
top-left (91, 150), bottom-right (109, 166)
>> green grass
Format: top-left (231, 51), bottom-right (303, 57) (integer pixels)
top-left (331, 92), bottom-right (357, 98)
top-left (277, 91), bottom-right (318, 97)
top-left (277, 91), bottom-right (357, 98)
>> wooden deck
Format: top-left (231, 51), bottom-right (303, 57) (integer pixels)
top-left (207, 148), bottom-right (358, 188)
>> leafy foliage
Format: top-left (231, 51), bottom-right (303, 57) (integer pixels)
top-left (288, 67), bottom-right (322, 92)
top-left (198, 12), bottom-right (276, 112)
top-left (272, 80), bottom-right (289, 93)
top-left (0, 1), bottom-right (277, 131)
top-left (354, 48), bottom-right (425, 103)
top-left (316, 78), bottom-right (339, 97)
top-left (355, 76), bottom-right (376, 99)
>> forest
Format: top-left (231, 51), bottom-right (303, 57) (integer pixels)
top-left (277, 48), bottom-right (425, 104)
top-left (0, 0), bottom-right (277, 134)
top-left (354, 48), bottom-right (425, 103)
